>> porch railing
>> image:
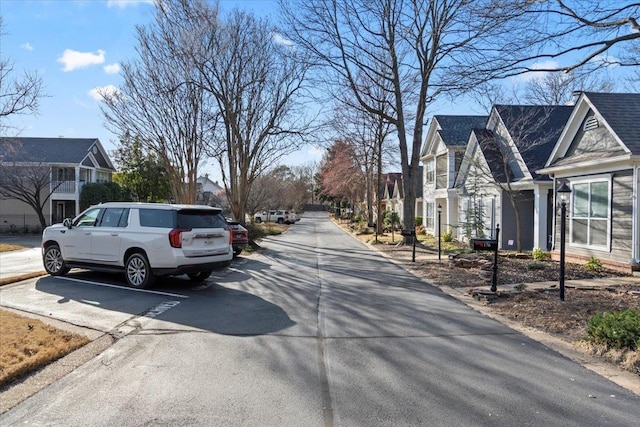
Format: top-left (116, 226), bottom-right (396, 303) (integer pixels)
top-left (52, 181), bottom-right (85, 194)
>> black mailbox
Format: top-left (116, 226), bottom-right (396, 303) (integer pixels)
top-left (470, 238), bottom-right (497, 251)
top-left (401, 229), bottom-right (415, 236)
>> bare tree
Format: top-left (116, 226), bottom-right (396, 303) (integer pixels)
top-left (0, 139), bottom-right (60, 228)
top-left (471, 1), bottom-right (640, 78)
top-left (100, 0), bottom-right (214, 204)
top-left (329, 103), bottom-right (394, 231)
top-left (0, 17), bottom-right (45, 136)
top-left (318, 139), bottom-right (365, 212)
top-left (180, 5), bottom-right (313, 225)
top-left (281, 0), bottom-right (522, 243)
top-left (523, 71), bottom-right (615, 106)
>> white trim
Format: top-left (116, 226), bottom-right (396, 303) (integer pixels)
top-left (634, 167), bottom-right (639, 262)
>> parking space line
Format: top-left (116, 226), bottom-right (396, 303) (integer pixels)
top-left (59, 277), bottom-right (190, 299)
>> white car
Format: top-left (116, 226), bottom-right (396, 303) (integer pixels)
top-left (254, 209), bottom-right (295, 224)
top-left (42, 202), bottom-right (233, 289)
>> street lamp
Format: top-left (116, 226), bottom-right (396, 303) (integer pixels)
top-left (437, 204), bottom-right (442, 262)
top-left (557, 182), bottom-right (572, 301)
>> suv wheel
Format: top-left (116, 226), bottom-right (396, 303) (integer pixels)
top-left (125, 253), bottom-right (156, 289)
top-left (187, 270), bottom-right (212, 282)
top-left (255, 217), bottom-right (262, 223)
top-left (277, 218), bottom-right (284, 224)
top-left (43, 244), bottom-right (70, 276)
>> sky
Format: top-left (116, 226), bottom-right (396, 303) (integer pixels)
top-left (1, 0), bottom-right (311, 181)
top-left (2, 1), bottom-right (630, 181)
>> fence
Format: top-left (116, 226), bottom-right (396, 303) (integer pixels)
top-left (0, 214), bottom-right (45, 234)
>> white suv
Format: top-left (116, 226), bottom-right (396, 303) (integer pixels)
top-left (42, 202), bottom-right (233, 289)
top-left (254, 210), bottom-right (295, 224)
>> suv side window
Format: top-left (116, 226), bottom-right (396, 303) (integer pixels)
top-left (98, 208), bottom-right (129, 228)
top-left (74, 208), bottom-right (100, 227)
top-left (139, 209), bottom-right (175, 228)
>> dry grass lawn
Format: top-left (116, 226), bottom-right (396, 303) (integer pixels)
top-left (0, 242), bottom-right (90, 388)
top-left (0, 243), bottom-right (26, 252)
top-left (0, 310), bottom-right (89, 388)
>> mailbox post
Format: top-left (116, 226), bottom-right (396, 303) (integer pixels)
top-left (470, 225), bottom-right (500, 292)
top-left (401, 229), bottom-right (416, 262)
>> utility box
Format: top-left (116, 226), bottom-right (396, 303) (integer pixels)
top-left (470, 238), bottom-right (497, 251)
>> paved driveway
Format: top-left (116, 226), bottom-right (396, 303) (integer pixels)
top-left (1, 214), bottom-right (639, 426)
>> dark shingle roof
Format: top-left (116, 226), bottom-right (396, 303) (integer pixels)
top-left (583, 92), bottom-right (640, 154)
top-left (473, 128), bottom-right (512, 182)
top-left (0, 137), bottom-right (106, 165)
top-left (0, 137), bottom-right (97, 164)
top-left (434, 115), bottom-right (488, 147)
top-left (494, 105), bottom-right (572, 178)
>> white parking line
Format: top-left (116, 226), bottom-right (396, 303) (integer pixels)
top-left (59, 277), bottom-right (189, 299)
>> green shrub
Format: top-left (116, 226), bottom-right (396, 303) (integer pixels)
top-left (585, 257), bottom-right (603, 272)
top-left (524, 262), bottom-right (546, 270)
top-left (442, 228), bottom-right (453, 242)
top-left (383, 211), bottom-right (401, 231)
top-left (415, 216), bottom-right (423, 227)
top-left (531, 248), bottom-right (549, 261)
top-left (586, 309), bottom-right (640, 350)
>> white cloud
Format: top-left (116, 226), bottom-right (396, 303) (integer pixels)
top-left (58, 49), bottom-right (106, 72)
top-left (107, 0), bottom-right (155, 9)
top-left (104, 63), bottom-right (121, 74)
top-left (272, 32), bottom-right (294, 47)
top-left (89, 85), bottom-right (119, 102)
top-left (21, 42), bottom-right (34, 51)
top-left (513, 60), bottom-right (560, 82)
top-left (307, 145), bottom-right (324, 158)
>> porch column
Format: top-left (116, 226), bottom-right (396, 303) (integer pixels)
top-left (533, 185), bottom-right (548, 250)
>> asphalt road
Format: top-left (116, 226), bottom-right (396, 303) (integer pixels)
top-left (1, 212), bottom-right (639, 426)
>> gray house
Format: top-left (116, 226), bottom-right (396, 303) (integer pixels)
top-left (0, 137), bottom-right (115, 229)
top-left (539, 92), bottom-right (640, 271)
top-left (420, 115), bottom-right (488, 236)
top-left (455, 105), bottom-right (572, 251)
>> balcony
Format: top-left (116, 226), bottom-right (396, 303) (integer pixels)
top-left (52, 180), bottom-right (85, 194)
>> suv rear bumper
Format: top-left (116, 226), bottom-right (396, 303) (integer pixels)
top-left (153, 260), bottom-right (231, 276)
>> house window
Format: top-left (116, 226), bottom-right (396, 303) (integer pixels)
top-left (425, 160), bottom-right (434, 184)
top-left (570, 179), bottom-right (609, 247)
top-left (425, 202), bottom-right (434, 230)
top-left (96, 171), bottom-right (110, 183)
top-left (435, 154), bottom-right (447, 189)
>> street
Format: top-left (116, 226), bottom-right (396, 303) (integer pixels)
top-left (1, 212), bottom-right (639, 426)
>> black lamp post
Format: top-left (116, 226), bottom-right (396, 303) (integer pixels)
top-left (557, 182), bottom-right (572, 301)
top-left (437, 204), bottom-right (442, 261)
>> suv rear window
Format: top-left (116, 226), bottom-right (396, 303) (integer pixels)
top-left (139, 209), bottom-right (175, 228)
top-left (177, 210), bottom-right (227, 229)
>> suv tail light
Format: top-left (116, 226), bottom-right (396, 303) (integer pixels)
top-left (169, 228), bottom-right (191, 248)
top-left (226, 226), bottom-right (233, 245)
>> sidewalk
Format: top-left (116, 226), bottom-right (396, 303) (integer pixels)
top-left (0, 235), bottom-right (46, 285)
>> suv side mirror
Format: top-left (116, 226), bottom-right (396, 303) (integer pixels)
top-left (63, 218), bottom-right (73, 229)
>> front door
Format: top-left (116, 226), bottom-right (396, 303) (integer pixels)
top-left (56, 202), bottom-right (65, 225)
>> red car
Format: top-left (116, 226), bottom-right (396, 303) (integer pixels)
top-left (226, 219), bottom-right (249, 256)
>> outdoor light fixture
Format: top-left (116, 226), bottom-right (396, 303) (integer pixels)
top-left (437, 204), bottom-right (442, 262)
top-left (557, 182), bottom-right (572, 301)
